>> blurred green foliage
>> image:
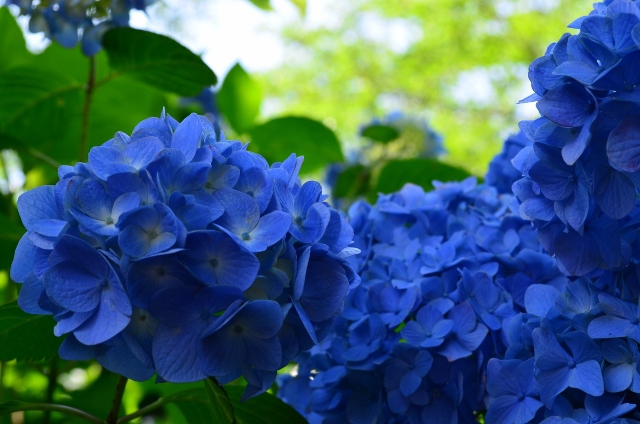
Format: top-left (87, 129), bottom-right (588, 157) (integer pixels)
top-left (257, 0), bottom-right (586, 174)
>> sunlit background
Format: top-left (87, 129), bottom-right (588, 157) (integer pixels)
top-left (15, 0), bottom-right (586, 175)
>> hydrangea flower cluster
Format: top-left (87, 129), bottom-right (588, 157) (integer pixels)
top-left (485, 1), bottom-right (640, 422)
top-left (3, 0), bottom-right (156, 55)
top-left (486, 131), bottom-right (530, 194)
top-left (360, 111), bottom-right (446, 159)
top-left (511, 0), bottom-right (640, 276)
top-left (10, 111), bottom-right (359, 400)
top-left (278, 174), bottom-right (568, 423)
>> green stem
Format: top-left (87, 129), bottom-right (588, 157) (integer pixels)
top-left (27, 148), bottom-right (60, 169)
top-left (106, 375), bottom-right (128, 424)
top-left (0, 362), bottom-right (4, 403)
top-left (80, 55), bottom-right (97, 162)
top-left (42, 358), bottom-right (58, 424)
top-left (116, 398), bottom-right (165, 424)
top-left (0, 403), bottom-right (103, 424)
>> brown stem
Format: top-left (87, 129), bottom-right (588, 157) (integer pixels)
top-left (80, 55), bottom-right (96, 162)
top-left (105, 375), bottom-right (128, 424)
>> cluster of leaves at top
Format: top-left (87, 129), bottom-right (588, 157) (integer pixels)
top-left (3, 0), bottom-right (155, 55)
top-left (10, 111), bottom-right (359, 400)
top-left (278, 0), bottom-right (640, 422)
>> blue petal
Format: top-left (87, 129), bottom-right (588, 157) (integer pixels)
top-left (537, 83), bottom-right (595, 128)
top-left (319, 209), bottom-right (354, 253)
top-left (568, 360), bottom-right (604, 395)
top-left (17, 185), bottom-right (60, 230)
top-left (486, 395), bottom-right (544, 424)
top-left (73, 289), bottom-right (131, 345)
top-left (588, 316), bottom-right (634, 340)
top-left (44, 262), bottom-right (103, 312)
top-left (607, 116), bottom-right (640, 172)
top-left (97, 343), bottom-right (155, 381)
top-left (181, 231), bottom-right (259, 290)
top-left (214, 188), bottom-right (260, 235)
top-left (298, 258), bottom-right (350, 322)
top-left (11, 234), bottom-right (36, 283)
top-left (604, 363), bottom-right (633, 392)
top-left (525, 284), bottom-right (561, 317)
top-left (18, 274), bottom-right (50, 315)
top-left (58, 334), bottom-right (99, 360)
top-left (153, 322), bottom-right (207, 382)
top-left (241, 211), bottom-right (291, 252)
top-left (131, 117), bottom-right (172, 147)
top-left (171, 113), bottom-right (202, 163)
top-left (399, 370), bottom-right (421, 397)
top-left (594, 165), bottom-right (635, 219)
top-left (122, 136), bottom-right (164, 169)
top-left (88, 146), bottom-right (133, 180)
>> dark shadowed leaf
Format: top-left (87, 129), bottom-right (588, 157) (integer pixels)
top-left (0, 212), bottom-right (24, 270)
top-left (249, 116), bottom-right (343, 173)
top-left (61, 371), bottom-right (125, 424)
top-left (373, 158), bottom-right (473, 199)
top-left (102, 28), bottom-right (217, 96)
top-left (334, 164), bottom-right (371, 199)
top-left (204, 378), bottom-right (236, 424)
top-left (225, 385), bottom-right (306, 424)
top-left (218, 63), bottom-right (262, 134)
top-left (361, 124), bottom-right (400, 144)
top-left (0, 302), bottom-right (61, 361)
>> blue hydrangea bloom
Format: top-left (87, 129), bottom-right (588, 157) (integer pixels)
top-left (511, 0), bottom-right (640, 276)
top-left (278, 178), bottom-right (566, 422)
top-left (2, 0), bottom-right (157, 55)
top-left (11, 111), bottom-right (358, 400)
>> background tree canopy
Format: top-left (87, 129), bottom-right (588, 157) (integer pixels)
top-left (255, 0), bottom-right (586, 174)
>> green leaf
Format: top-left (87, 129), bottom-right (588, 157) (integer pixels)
top-left (203, 378), bottom-right (236, 424)
top-left (372, 158), bottom-right (473, 199)
top-left (0, 7), bottom-right (32, 72)
top-left (88, 76), bottom-right (168, 153)
top-left (61, 371), bottom-right (125, 424)
top-left (0, 212), bottom-right (24, 270)
top-left (218, 63), bottom-right (262, 134)
top-left (102, 28), bottom-right (217, 96)
top-left (288, 0), bottom-right (306, 15)
top-left (0, 302), bottom-right (61, 361)
top-left (360, 124), bottom-right (400, 144)
top-left (249, 116), bottom-right (343, 173)
top-left (334, 164), bottom-right (371, 200)
top-left (247, 0), bottom-right (272, 10)
top-left (225, 386), bottom-right (306, 424)
top-left (0, 66), bottom-right (83, 156)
